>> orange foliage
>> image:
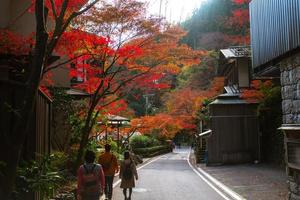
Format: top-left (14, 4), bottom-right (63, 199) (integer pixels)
top-left (130, 114), bottom-right (195, 139)
top-left (129, 77), bottom-right (225, 138)
top-left (165, 77), bottom-right (224, 118)
top-left (241, 80), bottom-right (274, 103)
top-left (117, 26), bottom-right (204, 92)
top-left (225, 0), bottom-right (250, 45)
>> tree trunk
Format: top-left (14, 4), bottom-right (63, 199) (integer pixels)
top-left (0, 143), bottom-right (23, 199)
top-left (74, 105), bottom-right (100, 172)
top-left (73, 107), bottom-right (94, 172)
top-left (0, 2), bottom-right (49, 198)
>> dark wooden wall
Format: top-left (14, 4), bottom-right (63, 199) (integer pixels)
top-left (208, 100), bottom-right (259, 165)
top-left (0, 81), bottom-right (52, 160)
top-left (35, 90), bottom-right (52, 159)
top-left (1, 81), bottom-right (52, 200)
top-left (250, 0), bottom-right (300, 71)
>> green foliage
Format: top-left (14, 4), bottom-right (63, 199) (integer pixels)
top-left (196, 98), bottom-right (212, 123)
top-left (50, 151), bottom-right (69, 170)
top-left (181, 0), bottom-right (234, 49)
top-left (96, 138), bottom-right (122, 159)
top-left (69, 113), bottom-right (85, 145)
top-left (130, 135), bottom-right (161, 149)
top-left (0, 161), bottom-right (6, 177)
top-left (109, 139), bottom-right (119, 152)
top-left (172, 131), bottom-right (194, 146)
top-left (98, 138), bottom-right (118, 152)
top-left (176, 51), bottom-right (218, 90)
top-left (15, 154), bottom-right (64, 199)
top-left (51, 87), bottom-right (86, 151)
top-left (125, 88), bottom-right (146, 116)
top-left (51, 88), bottom-right (75, 111)
top-left (258, 86), bottom-right (284, 164)
top-left (87, 138), bottom-right (100, 152)
top-left (133, 145), bottom-right (171, 157)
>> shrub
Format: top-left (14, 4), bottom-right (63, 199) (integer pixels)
top-left (133, 145), bottom-right (171, 157)
top-left (50, 151), bottom-right (69, 170)
top-left (15, 154), bottom-right (64, 199)
top-left (109, 140), bottom-right (118, 152)
top-left (130, 135), bottom-right (161, 149)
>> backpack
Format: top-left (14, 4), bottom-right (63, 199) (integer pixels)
top-left (123, 161), bottom-right (133, 180)
top-left (81, 164), bottom-right (100, 195)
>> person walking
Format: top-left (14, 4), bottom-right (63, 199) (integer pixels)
top-left (98, 144), bottom-right (119, 200)
top-left (77, 150), bottom-right (105, 200)
top-left (119, 151), bottom-right (138, 200)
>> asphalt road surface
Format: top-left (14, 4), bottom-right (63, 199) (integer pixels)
top-left (111, 147), bottom-right (226, 200)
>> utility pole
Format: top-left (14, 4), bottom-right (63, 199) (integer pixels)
top-left (164, 0), bottom-right (168, 19)
top-left (143, 93), bottom-right (154, 115)
top-left (159, 0), bottom-right (163, 17)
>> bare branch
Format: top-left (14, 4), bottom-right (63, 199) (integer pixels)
top-left (8, 3), bottom-right (33, 28)
top-left (74, 0), bottom-right (100, 16)
top-left (43, 53), bottom-right (96, 74)
top-left (49, 0), bottom-right (58, 20)
top-left (100, 95), bottom-right (123, 108)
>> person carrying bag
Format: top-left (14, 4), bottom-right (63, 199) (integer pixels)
top-left (77, 150), bottom-right (105, 200)
top-left (119, 151), bottom-right (138, 200)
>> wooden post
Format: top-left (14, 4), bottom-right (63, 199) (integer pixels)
top-left (117, 121), bottom-right (120, 152)
top-left (105, 126), bottom-right (108, 142)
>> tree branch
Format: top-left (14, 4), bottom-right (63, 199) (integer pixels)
top-left (49, 0), bottom-right (58, 20)
top-left (43, 53), bottom-right (96, 74)
top-left (74, 0), bottom-right (100, 16)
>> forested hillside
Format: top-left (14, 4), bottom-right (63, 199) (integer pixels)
top-left (182, 0), bottom-right (250, 50)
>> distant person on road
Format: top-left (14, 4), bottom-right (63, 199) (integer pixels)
top-left (77, 150), bottom-right (105, 200)
top-left (171, 141), bottom-right (176, 152)
top-left (119, 151), bottom-right (138, 200)
top-left (178, 142), bottom-right (181, 149)
top-left (98, 144), bottom-right (119, 200)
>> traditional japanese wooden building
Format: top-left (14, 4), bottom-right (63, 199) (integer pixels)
top-left (197, 46), bottom-right (259, 165)
top-left (218, 46), bottom-right (252, 91)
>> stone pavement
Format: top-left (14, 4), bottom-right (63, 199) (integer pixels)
top-left (197, 163), bottom-right (288, 200)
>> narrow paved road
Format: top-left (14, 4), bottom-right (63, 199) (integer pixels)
top-left (111, 148), bottom-right (226, 200)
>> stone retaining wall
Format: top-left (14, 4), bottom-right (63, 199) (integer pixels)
top-left (280, 54), bottom-right (300, 124)
top-left (280, 53), bottom-right (300, 200)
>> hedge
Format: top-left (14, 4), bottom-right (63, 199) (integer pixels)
top-left (130, 135), bottom-right (160, 149)
top-left (132, 145), bottom-right (172, 157)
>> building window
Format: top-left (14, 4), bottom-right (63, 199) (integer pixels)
top-left (70, 60), bottom-right (86, 85)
